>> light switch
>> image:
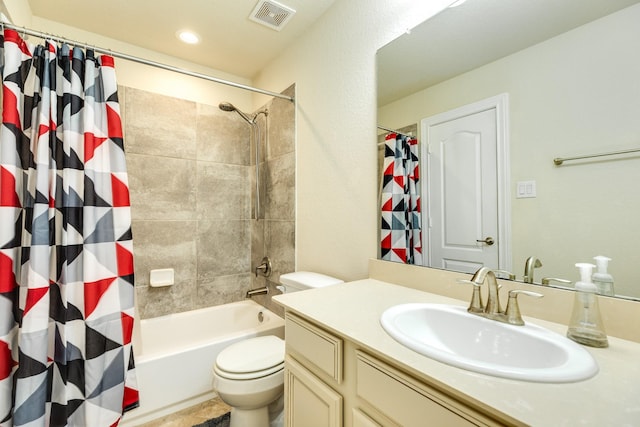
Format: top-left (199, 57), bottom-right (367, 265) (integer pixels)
top-left (516, 180), bottom-right (537, 198)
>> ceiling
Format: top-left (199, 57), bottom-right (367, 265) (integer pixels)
top-left (377, 0), bottom-right (640, 106)
top-left (26, 0), bottom-right (337, 79)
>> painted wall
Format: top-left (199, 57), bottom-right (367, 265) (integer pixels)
top-left (377, 4), bottom-right (640, 296)
top-left (253, 0), bottom-right (454, 281)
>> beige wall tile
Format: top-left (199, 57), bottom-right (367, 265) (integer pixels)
top-left (251, 220), bottom-right (266, 274)
top-left (196, 103), bottom-right (251, 165)
top-left (124, 87), bottom-right (197, 159)
top-left (132, 220), bottom-right (197, 286)
top-left (128, 154), bottom-right (197, 221)
top-left (197, 161), bottom-right (250, 220)
top-left (264, 153), bottom-right (295, 220)
top-left (135, 283), bottom-right (196, 319)
top-left (266, 85), bottom-right (296, 160)
top-left (132, 219), bottom-right (198, 318)
top-left (197, 219), bottom-right (251, 281)
top-left (196, 273), bottom-right (253, 308)
top-left (265, 220), bottom-right (295, 279)
top-left (123, 84), bottom-right (295, 319)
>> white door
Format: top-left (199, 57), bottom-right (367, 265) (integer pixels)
top-left (421, 95), bottom-right (510, 274)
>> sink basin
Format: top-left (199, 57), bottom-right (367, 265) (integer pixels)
top-left (380, 303), bottom-right (598, 383)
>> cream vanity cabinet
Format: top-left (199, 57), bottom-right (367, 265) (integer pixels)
top-left (283, 312), bottom-right (511, 427)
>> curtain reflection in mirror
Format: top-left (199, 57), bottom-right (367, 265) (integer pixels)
top-left (380, 130), bottom-right (423, 264)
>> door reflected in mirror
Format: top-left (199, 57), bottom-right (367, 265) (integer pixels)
top-left (376, 0), bottom-right (640, 300)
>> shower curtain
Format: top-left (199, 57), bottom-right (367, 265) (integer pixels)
top-left (380, 132), bottom-right (423, 264)
top-left (0, 29), bottom-right (139, 426)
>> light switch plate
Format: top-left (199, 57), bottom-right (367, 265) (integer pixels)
top-left (516, 180), bottom-right (537, 198)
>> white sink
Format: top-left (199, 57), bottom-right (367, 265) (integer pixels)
top-left (380, 303), bottom-right (598, 383)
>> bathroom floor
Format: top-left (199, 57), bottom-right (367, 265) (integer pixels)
top-left (137, 397), bottom-right (231, 427)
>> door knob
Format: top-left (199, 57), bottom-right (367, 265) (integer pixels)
top-left (476, 237), bottom-right (495, 246)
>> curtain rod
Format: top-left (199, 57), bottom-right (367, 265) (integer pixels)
top-left (377, 125), bottom-right (413, 135)
top-left (1, 22), bottom-right (294, 102)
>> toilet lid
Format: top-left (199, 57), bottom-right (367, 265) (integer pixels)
top-left (216, 336), bottom-right (285, 377)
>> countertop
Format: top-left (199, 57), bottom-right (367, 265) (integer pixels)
top-left (273, 279), bottom-right (640, 427)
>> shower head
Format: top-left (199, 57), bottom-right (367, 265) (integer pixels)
top-left (218, 102), bottom-right (254, 124)
top-left (218, 102), bottom-right (236, 112)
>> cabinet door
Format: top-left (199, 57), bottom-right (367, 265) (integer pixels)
top-left (353, 409), bottom-right (383, 427)
top-left (285, 356), bottom-right (342, 427)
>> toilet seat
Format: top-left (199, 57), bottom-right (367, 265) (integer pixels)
top-left (215, 335), bottom-right (285, 380)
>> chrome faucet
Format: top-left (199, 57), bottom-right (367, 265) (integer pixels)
top-left (460, 267), bottom-right (543, 326)
top-left (523, 256), bottom-right (542, 283)
top-left (470, 267), bottom-right (502, 318)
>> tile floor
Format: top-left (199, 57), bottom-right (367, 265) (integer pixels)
top-left (137, 397), bottom-right (231, 427)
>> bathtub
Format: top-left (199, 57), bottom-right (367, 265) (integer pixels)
top-left (121, 300), bottom-right (285, 426)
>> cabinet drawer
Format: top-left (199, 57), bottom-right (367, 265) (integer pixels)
top-left (285, 313), bottom-right (343, 383)
top-left (356, 352), bottom-right (485, 427)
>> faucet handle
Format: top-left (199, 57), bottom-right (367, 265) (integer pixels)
top-left (493, 269), bottom-right (516, 280)
top-left (456, 279), bottom-right (484, 314)
top-left (255, 256), bottom-right (272, 277)
top-left (541, 277), bottom-right (572, 286)
top-left (504, 290), bottom-right (543, 325)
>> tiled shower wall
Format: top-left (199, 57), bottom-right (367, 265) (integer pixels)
top-left (122, 85), bottom-right (295, 319)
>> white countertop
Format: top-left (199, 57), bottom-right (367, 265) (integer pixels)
top-left (273, 279), bottom-right (640, 427)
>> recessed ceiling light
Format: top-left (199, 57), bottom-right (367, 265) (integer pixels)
top-left (176, 30), bottom-right (200, 44)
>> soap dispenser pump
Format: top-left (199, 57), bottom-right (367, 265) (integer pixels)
top-left (592, 256), bottom-right (614, 296)
top-left (567, 263), bottom-right (608, 348)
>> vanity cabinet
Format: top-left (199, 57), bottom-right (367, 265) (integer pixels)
top-left (284, 313), bottom-right (343, 427)
top-left (283, 312), bottom-right (507, 427)
top-left (285, 356), bottom-right (343, 427)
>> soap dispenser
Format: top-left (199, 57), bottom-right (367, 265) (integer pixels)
top-left (567, 263), bottom-right (608, 348)
top-left (592, 256), bottom-right (614, 297)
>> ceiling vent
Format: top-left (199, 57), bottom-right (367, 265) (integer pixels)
top-left (249, 0), bottom-right (296, 31)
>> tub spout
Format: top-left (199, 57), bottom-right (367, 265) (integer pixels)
top-left (246, 287), bottom-right (269, 298)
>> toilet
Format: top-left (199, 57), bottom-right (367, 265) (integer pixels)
top-left (212, 271), bottom-right (343, 427)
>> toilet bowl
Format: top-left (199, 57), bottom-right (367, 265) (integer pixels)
top-left (212, 272), bottom-right (343, 427)
top-left (212, 335), bottom-right (285, 427)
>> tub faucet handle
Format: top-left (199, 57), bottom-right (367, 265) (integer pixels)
top-left (255, 256), bottom-right (272, 277)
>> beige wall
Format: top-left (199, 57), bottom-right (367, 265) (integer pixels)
top-left (253, 0), bottom-right (454, 281)
top-left (378, 4), bottom-right (640, 296)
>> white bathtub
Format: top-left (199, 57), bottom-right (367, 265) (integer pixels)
top-left (121, 300), bottom-right (285, 426)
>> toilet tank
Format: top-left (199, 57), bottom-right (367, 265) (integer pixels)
top-left (279, 271), bottom-right (343, 293)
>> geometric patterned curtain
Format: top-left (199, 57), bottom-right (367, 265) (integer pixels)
top-left (0, 29), bottom-right (139, 426)
top-left (380, 132), bottom-right (423, 265)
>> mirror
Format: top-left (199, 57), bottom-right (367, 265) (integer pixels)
top-left (377, 0), bottom-right (640, 300)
